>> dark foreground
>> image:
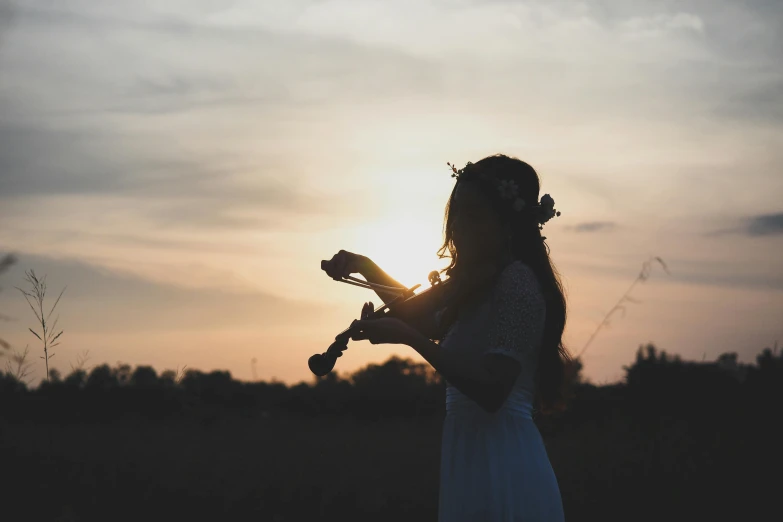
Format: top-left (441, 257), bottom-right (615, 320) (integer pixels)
top-left (3, 346), bottom-right (781, 522)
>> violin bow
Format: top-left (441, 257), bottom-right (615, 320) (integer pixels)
top-left (336, 275), bottom-right (410, 297)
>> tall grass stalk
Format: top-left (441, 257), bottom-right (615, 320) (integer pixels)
top-left (175, 365), bottom-right (188, 385)
top-left (70, 349), bottom-right (92, 373)
top-left (576, 256), bottom-right (670, 359)
top-left (5, 344), bottom-right (34, 384)
top-left (16, 269), bottom-right (66, 382)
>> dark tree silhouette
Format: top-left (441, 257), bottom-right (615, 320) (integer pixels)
top-left (1, 346), bottom-right (781, 522)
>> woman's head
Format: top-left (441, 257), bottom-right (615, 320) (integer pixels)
top-left (442, 155), bottom-right (547, 271)
top-left (437, 153), bottom-right (571, 412)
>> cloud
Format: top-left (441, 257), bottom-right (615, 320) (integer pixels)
top-left (746, 212), bottom-right (783, 236)
top-left (567, 221), bottom-right (617, 233)
top-left (0, 119), bottom-right (372, 231)
top-left (714, 79), bottom-right (783, 125)
top-left (618, 12), bottom-right (705, 35)
top-left (662, 256), bottom-right (783, 291)
top-left (0, 1), bottom-right (439, 237)
top-left (0, 251), bottom-right (334, 333)
top-left (707, 212), bottom-right (783, 237)
top-left (0, 1), bottom-right (15, 48)
top-left (7, 2), bottom-right (441, 114)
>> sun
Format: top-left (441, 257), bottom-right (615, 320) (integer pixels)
top-left (348, 212), bottom-right (450, 291)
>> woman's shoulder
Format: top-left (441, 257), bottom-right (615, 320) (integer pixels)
top-left (495, 260), bottom-right (544, 299)
top-left (498, 259), bottom-right (534, 282)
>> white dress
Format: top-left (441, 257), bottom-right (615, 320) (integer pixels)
top-left (436, 260), bottom-right (565, 522)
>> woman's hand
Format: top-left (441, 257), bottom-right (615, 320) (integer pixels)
top-left (322, 251), bottom-right (408, 306)
top-left (349, 301), bottom-right (421, 346)
top-left (321, 250), bottom-right (373, 281)
top-left (349, 317), bottom-right (421, 346)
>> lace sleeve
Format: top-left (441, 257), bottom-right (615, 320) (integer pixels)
top-left (483, 261), bottom-right (546, 365)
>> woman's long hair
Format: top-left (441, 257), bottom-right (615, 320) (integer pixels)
top-left (436, 154), bottom-right (571, 412)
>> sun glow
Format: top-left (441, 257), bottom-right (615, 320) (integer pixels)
top-left (347, 212), bottom-right (451, 292)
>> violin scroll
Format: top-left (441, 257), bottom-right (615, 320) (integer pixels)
top-left (309, 335), bottom-right (349, 376)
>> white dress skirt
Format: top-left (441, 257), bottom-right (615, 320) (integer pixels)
top-left (436, 261), bottom-right (565, 522)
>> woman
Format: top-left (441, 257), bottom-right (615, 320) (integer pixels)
top-left (322, 154), bottom-right (569, 521)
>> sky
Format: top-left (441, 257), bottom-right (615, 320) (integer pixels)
top-left (0, 0), bottom-right (781, 387)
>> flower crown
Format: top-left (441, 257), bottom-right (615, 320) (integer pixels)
top-left (447, 161), bottom-right (561, 230)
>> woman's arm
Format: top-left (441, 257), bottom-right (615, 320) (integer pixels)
top-left (406, 330), bottom-right (517, 413)
top-left (406, 261), bottom-right (537, 413)
top-left (358, 257), bottom-right (407, 305)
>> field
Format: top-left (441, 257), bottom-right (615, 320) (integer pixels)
top-left (2, 346), bottom-right (781, 522)
top-left (3, 406), bottom-right (777, 522)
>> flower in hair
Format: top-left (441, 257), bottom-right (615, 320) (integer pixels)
top-left (498, 179), bottom-right (519, 200)
top-left (447, 161), bottom-right (472, 178)
top-left (533, 193), bottom-right (562, 229)
top-left (447, 161), bottom-right (563, 226)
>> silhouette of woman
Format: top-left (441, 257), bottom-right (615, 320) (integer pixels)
top-left (322, 154), bottom-right (569, 522)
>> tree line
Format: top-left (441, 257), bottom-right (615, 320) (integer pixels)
top-left (2, 343), bottom-right (781, 425)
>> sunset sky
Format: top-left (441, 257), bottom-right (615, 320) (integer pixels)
top-left (1, 0), bottom-right (781, 387)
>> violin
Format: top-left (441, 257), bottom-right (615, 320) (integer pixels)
top-left (309, 262), bottom-right (501, 376)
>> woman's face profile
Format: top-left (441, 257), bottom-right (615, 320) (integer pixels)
top-left (451, 182), bottom-right (504, 265)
